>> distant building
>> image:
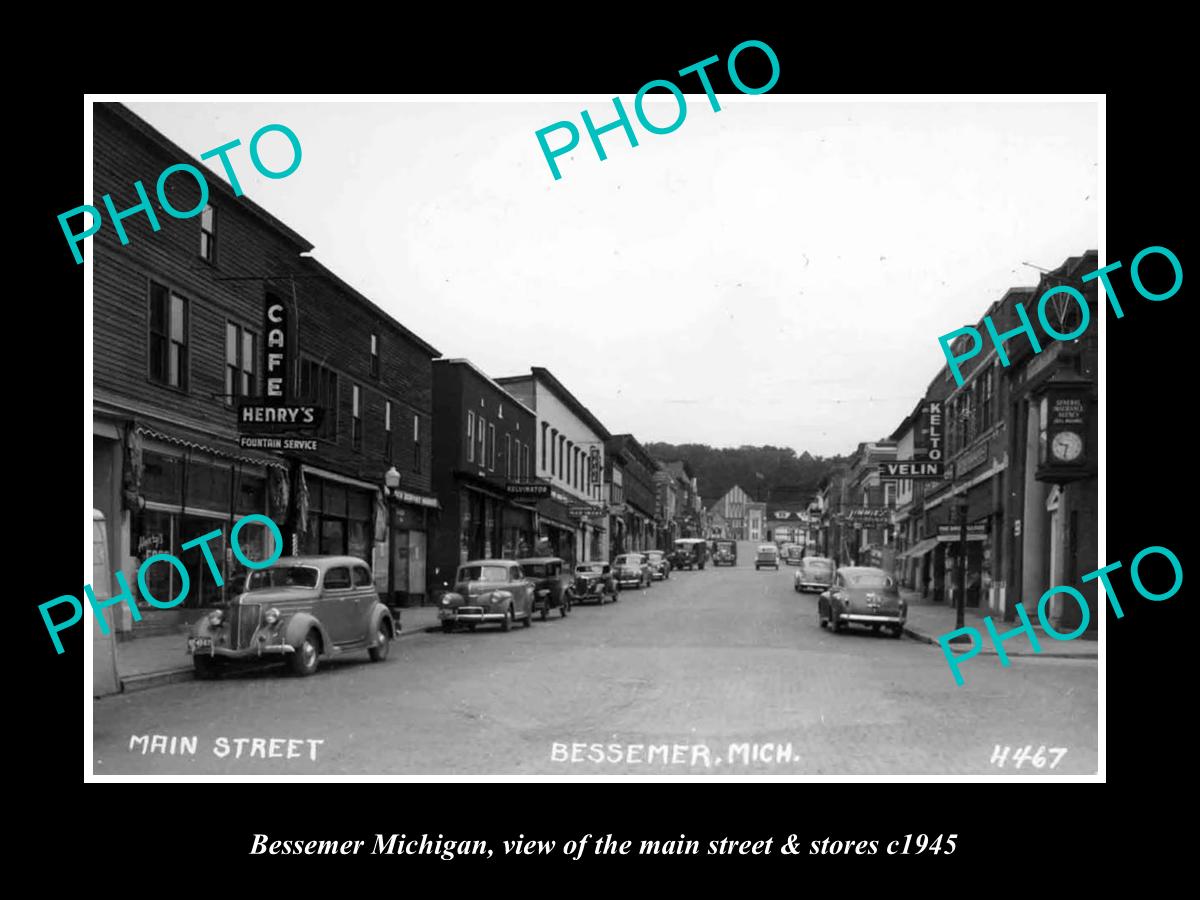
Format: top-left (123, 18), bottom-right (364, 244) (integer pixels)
top-left (710, 485), bottom-right (751, 539)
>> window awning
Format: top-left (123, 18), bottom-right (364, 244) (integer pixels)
top-left (898, 537), bottom-right (939, 559)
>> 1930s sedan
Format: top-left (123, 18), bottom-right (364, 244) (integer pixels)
top-left (612, 553), bottom-right (653, 589)
top-left (795, 556), bottom-right (835, 593)
top-left (818, 566), bottom-right (906, 637)
top-left (519, 556), bottom-right (572, 620)
top-left (644, 550), bottom-right (672, 580)
top-left (186, 555), bottom-right (395, 679)
top-left (439, 559), bottom-right (535, 632)
top-left (568, 562), bottom-right (617, 604)
top-left (712, 540), bottom-right (737, 566)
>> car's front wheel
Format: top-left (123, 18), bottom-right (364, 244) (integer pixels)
top-left (291, 630), bottom-right (320, 676)
top-left (501, 607), bottom-right (513, 632)
top-left (523, 607), bottom-right (532, 628)
top-left (442, 621), bottom-right (455, 633)
top-left (368, 623), bottom-right (391, 662)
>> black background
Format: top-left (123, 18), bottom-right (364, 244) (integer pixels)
top-left (18, 20), bottom-right (1187, 878)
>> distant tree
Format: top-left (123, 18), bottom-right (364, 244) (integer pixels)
top-left (645, 442), bottom-right (840, 506)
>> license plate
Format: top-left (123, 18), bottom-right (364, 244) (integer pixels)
top-left (188, 637), bottom-right (212, 652)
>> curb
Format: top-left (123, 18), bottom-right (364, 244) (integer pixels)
top-left (117, 624), bottom-right (441, 693)
top-left (903, 625), bottom-right (1098, 659)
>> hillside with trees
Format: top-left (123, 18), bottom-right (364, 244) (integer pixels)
top-left (643, 443), bottom-right (842, 508)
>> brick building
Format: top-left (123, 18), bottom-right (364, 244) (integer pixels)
top-left (91, 102), bottom-right (440, 624)
top-left (429, 359), bottom-right (538, 585)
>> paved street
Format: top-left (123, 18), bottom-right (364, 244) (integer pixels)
top-left (93, 544), bottom-right (1098, 777)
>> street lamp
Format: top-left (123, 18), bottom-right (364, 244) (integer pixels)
top-left (384, 466), bottom-right (401, 608)
top-left (949, 493), bottom-right (971, 642)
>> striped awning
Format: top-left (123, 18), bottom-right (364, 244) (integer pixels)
top-left (135, 426), bottom-right (288, 469)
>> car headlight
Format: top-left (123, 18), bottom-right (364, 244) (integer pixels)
top-left (264, 607), bottom-right (281, 625)
top-left (537, 589), bottom-right (549, 597)
top-left (208, 610), bottom-right (224, 626)
top-left (442, 595), bottom-right (451, 605)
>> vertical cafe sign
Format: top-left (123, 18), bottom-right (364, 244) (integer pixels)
top-left (264, 293), bottom-right (289, 402)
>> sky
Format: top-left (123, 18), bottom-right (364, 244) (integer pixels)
top-left (126, 98), bottom-right (1098, 457)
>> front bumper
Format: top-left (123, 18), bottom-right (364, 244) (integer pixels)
top-left (797, 581), bottom-right (832, 591)
top-left (187, 637), bottom-right (293, 659)
top-left (615, 576), bottom-right (643, 587)
top-left (440, 606), bottom-right (506, 624)
top-left (837, 612), bottom-right (906, 625)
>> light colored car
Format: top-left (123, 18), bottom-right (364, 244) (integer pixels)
top-left (440, 560), bottom-right (535, 632)
top-left (755, 544), bottom-right (780, 570)
top-left (795, 556), bottom-right (835, 593)
top-left (818, 566), bottom-right (906, 637)
top-left (187, 555), bottom-right (395, 679)
top-left (613, 553), bottom-right (653, 589)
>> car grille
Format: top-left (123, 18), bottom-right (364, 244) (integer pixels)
top-left (230, 604), bottom-right (261, 650)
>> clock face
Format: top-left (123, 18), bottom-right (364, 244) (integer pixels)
top-left (1051, 430), bottom-right (1084, 462)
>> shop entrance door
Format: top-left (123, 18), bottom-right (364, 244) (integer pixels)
top-left (179, 515), bottom-right (227, 608)
top-left (408, 532), bottom-right (426, 598)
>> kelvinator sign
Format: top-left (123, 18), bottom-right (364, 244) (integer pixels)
top-left (506, 480), bottom-right (552, 500)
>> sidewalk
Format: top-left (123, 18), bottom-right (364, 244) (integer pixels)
top-left (112, 605), bottom-right (444, 693)
top-left (900, 589), bottom-right (1097, 659)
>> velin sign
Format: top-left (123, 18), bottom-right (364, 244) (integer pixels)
top-left (880, 460), bottom-right (945, 479)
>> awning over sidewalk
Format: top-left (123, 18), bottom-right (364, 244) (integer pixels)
top-left (898, 537), bottom-right (939, 559)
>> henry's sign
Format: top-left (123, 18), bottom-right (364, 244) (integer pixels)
top-left (238, 402), bottom-right (323, 431)
top-left (879, 460), bottom-right (945, 479)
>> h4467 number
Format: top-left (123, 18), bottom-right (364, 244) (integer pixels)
top-left (991, 745), bottom-right (1067, 769)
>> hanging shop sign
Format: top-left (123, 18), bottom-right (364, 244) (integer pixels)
top-left (879, 460), bottom-right (945, 479)
top-left (506, 479), bottom-right (552, 499)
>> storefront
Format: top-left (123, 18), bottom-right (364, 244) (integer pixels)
top-left (536, 495), bottom-right (579, 568)
top-left (116, 424), bottom-right (285, 610)
top-left (297, 465), bottom-right (376, 563)
top-left (502, 503), bottom-right (536, 560)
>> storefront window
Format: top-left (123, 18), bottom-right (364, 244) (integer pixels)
top-left (187, 460), bottom-right (231, 510)
top-left (236, 473), bottom-right (266, 515)
top-left (142, 452), bottom-right (183, 504)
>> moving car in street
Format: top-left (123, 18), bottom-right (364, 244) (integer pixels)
top-left (671, 538), bottom-right (709, 570)
top-left (568, 562), bottom-right (617, 605)
top-left (644, 550), bottom-right (671, 580)
top-left (818, 566), bottom-right (906, 637)
top-left (755, 544), bottom-right (780, 570)
top-left (783, 544), bottom-right (805, 565)
top-left (794, 556), bottom-right (836, 593)
top-left (519, 556), bottom-right (572, 620)
top-left (613, 552), bottom-right (653, 589)
top-left (712, 540), bottom-right (737, 566)
top-left (439, 559), bottom-right (536, 632)
top-left (186, 555), bottom-right (395, 679)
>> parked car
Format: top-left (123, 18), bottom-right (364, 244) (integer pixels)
top-left (818, 566), bottom-right (906, 637)
top-left (186, 555), bottom-right (395, 679)
top-left (671, 538), bottom-right (709, 570)
top-left (783, 544), bottom-right (805, 565)
top-left (712, 540), bottom-right (737, 566)
top-left (612, 553), bottom-right (653, 589)
top-left (755, 544), bottom-right (780, 570)
top-left (568, 562), bottom-right (618, 604)
top-left (440, 559), bottom-right (535, 632)
top-left (644, 550), bottom-right (672, 580)
top-left (795, 556), bottom-right (836, 593)
top-left (519, 557), bottom-right (572, 620)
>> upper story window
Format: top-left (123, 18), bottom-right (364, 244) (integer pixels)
top-left (199, 205), bottom-right (216, 262)
top-left (370, 333), bottom-right (379, 379)
top-left (413, 413), bottom-right (421, 473)
top-left (384, 400), bottom-right (393, 462)
top-left (488, 423), bottom-right (497, 471)
top-left (149, 281), bottom-right (188, 390)
top-left (506, 434), bottom-right (513, 478)
top-left (224, 322), bottom-right (256, 404)
top-left (351, 384), bottom-right (363, 451)
top-left (467, 411), bottom-right (476, 463)
top-left (541, 423), bottom-right (548, 471)
top-left (477, 416), bottom-right (487, 466)
top-left (522, 442), bottom-right (530, 479)
top-left (299, 359), bottom-right (338, 441)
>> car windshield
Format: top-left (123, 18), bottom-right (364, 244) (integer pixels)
top-left (758, 545), bottom-right (776, 552)
top-left (247, 566), bottom-right (320, 590)
top-left (842, 572), bottom-right (895, 589)
top-left (458, 565), bottom-right (509, 583)
top-left (576, 564), bottom-right (606, 574)
top-left (804, 559), bottom-right (834, 572)
top-left (615, 555), bottom-right (642, 566)
top-left (646, 552), bottom-right (663, 560)
top-left (717, 542), bottom-right (734, 550)
top-left (522, 564), bottom-right (551, 577)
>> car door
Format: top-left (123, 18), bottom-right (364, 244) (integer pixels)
top-left (510, 564), bottom-right (531, 618)
top-left (320, 565), bottom-right (357, 643)
top-left (350, 564), bottom-right (377, 639)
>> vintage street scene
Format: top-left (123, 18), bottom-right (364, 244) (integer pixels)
top-left (87, 98), bottom-right (1100, 777)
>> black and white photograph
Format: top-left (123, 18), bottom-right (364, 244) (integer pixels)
top-left (80, 91), bottom-right (1105, 780)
